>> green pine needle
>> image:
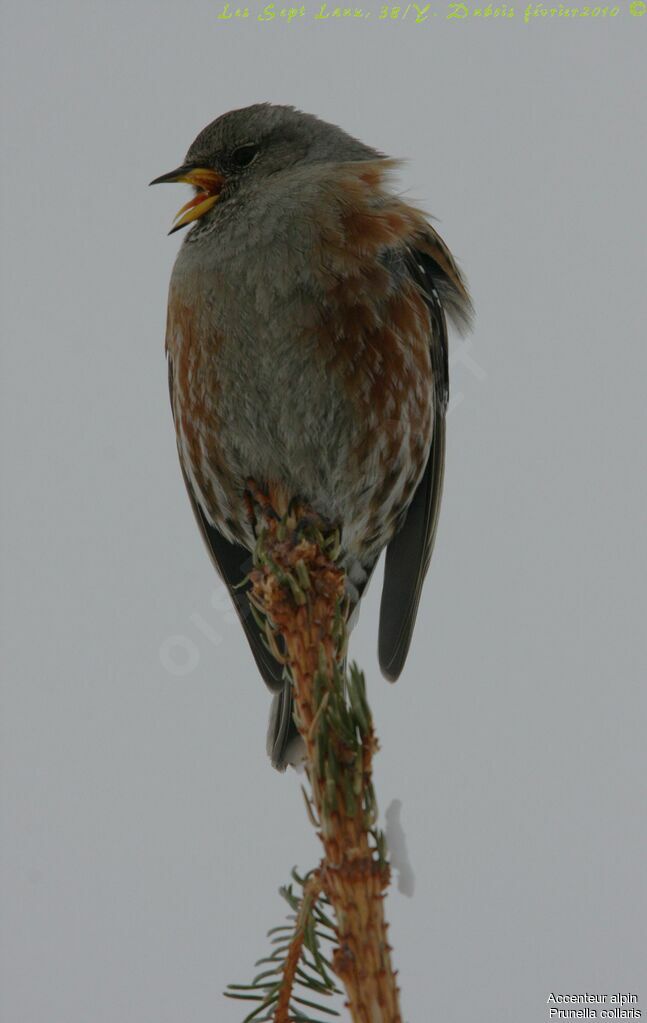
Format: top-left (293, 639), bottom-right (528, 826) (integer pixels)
top-left (225, 868), bottom-right (343, 1023)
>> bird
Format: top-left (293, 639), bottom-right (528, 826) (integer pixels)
top-left (151, 103), bottom-right (472, 770)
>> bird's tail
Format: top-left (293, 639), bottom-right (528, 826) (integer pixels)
top-left (267, 680), bottom-right (306, 771)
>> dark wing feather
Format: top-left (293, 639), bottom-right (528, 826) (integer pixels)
top-left (378, 234), bottom-right (472, 681)
top-left (180, 465), bottom-right (286, 693)
top-left (167, 360), bottom-right (285, 695)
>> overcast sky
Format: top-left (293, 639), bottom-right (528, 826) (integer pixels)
top-left (1, 4), bottom-right (645, 1022)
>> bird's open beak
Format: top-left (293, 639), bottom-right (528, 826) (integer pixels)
top-left (149, 164), bottom-right (226, 234)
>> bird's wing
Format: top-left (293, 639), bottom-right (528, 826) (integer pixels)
top-left (378, 228), bottom-right (472, 681)
top-left (167, 360), bottom-right (285, 695)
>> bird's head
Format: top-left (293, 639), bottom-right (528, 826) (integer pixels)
top-left (150, 103), bottom-right (381, 235)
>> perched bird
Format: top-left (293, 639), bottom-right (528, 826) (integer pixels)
top-left (151, 104), bottom-right (472, 770)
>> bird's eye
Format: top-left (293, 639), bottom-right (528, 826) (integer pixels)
top-left (230, 143), bottom-right (260, 169)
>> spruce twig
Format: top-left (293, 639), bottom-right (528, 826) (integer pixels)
top-left (226, 484), bottom-right (402, 1023)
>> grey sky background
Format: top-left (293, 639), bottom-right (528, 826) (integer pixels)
top-left (1, 3), bottom-right (645, 1022)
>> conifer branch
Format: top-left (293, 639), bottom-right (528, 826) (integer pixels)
top-left (226, 485), bottom-right (402, 1023)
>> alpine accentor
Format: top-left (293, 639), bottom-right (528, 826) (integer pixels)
top-left (151, 104), bottom-right (472, 769)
